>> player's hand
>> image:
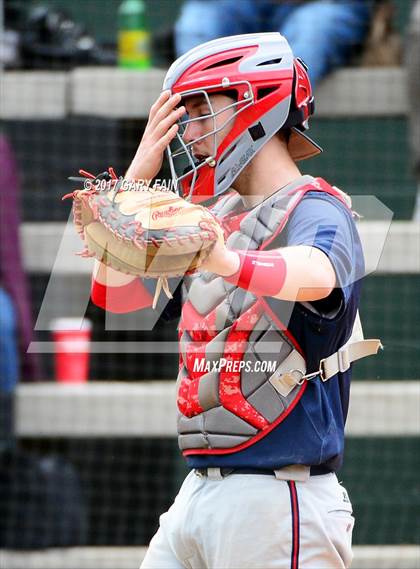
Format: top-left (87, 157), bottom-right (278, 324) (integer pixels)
top-left (125, 90), bottom-right (185, 181)
top-left (199, 238), bottom-right (241, 277)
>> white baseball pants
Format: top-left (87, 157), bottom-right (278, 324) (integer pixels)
top-left (140, 468), bottom-right (355, 569)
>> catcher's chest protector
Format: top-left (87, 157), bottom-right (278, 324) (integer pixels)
top-left (177, 176), bottom-right (350, 455)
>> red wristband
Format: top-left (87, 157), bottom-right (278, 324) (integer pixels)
top-left (224, 250), bottom-right (287, 297)
top-left (91, 278), bottom-right (153, 313)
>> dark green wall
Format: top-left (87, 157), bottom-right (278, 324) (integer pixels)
top-left (304, 118), bottom-right (417, 220)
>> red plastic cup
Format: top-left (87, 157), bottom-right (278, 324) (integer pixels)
top-left (50, 318), bottom-right (92, 383)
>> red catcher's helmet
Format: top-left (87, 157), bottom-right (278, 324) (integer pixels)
top-left (163, 32), bottom-right (322, 203)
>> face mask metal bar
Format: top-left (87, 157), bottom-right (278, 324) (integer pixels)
top-left (166, 80), bottom-right (255, 200)
top-left (171, 85), bottom-right (254, 155)
top-left (170, 101), bottom-right (245, 158)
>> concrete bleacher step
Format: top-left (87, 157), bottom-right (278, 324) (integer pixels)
top-left (20, 220), bottom-right (420, 274)
top-left (1, 67), bottom-right (408, 120)
top-left (15, 381), bottom-right (420, 438)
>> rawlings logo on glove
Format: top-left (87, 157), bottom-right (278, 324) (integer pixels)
top-left (63, 167), bottom-right (225, 308)
top-left (152, 206), bottom-right (183, 220)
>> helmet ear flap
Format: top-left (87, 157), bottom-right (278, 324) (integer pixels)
top-left (282, 57), bottom-right (322, 161)
top-left (292, 57), bottom-right (314, 122)
top-left (283, 58), bottom-right (314, 131)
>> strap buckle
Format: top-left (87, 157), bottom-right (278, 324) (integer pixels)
top-left (270, 360), bottom-right (328, 398)
top-left (281, 367), bottom-right (323, 386)
top-left (337, 346), bottom-right (350, 374)
top-left (298, 359), bottom-right (327, 383)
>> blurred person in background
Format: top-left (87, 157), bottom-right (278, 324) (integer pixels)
top-left (0, 134), bottom-right (39, 451)
top-left (405, 0), bottom-right (420, 221)
top-left (174, 0), bottom-right (374, 86)
top-left (0, 135), bottom-right (40, 392)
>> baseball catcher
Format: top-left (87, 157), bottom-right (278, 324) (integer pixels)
top-left (67, 33), bottom-right (382, 569)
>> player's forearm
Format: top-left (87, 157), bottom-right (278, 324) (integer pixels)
top-left (273, 246), bottom-right (336, 301)
top-left (223, 245), bottom-right (336, 302)
top-left (91, 260), bottom-right (153, 313)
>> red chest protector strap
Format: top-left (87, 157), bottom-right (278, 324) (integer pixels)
top-left (219, 177), bottom-right (351, 242)
top-left (260, 177), bottom-right (352, 250)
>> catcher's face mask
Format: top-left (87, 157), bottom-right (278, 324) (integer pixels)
top-left (167, 88), bottom-right (251, 202)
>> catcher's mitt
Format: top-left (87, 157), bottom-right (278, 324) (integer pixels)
top-left (63, 168), bottom-right (224, 308)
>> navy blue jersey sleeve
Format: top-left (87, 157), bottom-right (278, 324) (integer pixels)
top-left (285, 192), bottom-right (365, 308)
